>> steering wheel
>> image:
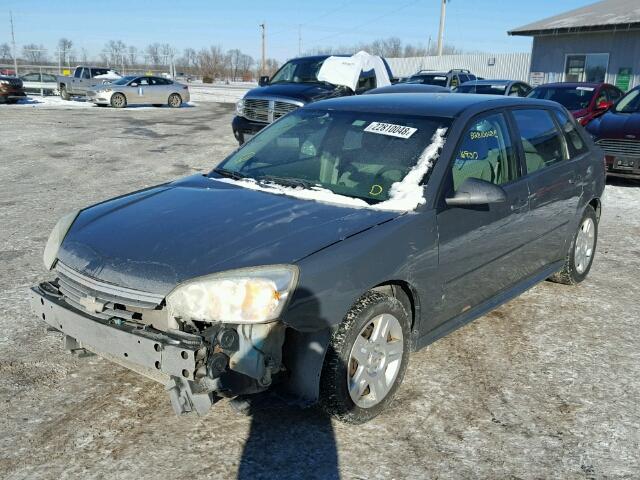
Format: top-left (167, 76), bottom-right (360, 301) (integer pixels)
top-left (373, 165), bottom-right (406, 184)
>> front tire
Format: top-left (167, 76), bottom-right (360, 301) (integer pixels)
top-left (168, 93), bottom-right (182, 108)
top-left (549, 205), bottom-right (598, 285)
top-left (319, 291), bottom-right (410, 424)
top-left (110, 93), bottom-right (127, 108)
top-left (60, 86), bottom-right (70, 101)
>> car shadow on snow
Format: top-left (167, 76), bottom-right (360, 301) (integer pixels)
top-left (237, 289), bottom-right (341, 480)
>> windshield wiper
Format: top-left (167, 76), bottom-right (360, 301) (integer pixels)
top-left (212, 167), bottom-right (246, 180)
top-left (257, 175), bottom-right (315, 189)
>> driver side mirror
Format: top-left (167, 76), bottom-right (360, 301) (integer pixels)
top-left (130, 82), bottom-right (138, 87)
top-left (445, 177), bottom-right (507, 207)
top-left (258, 76), bottom-right (270, 87)
top-left (596, 100), bottom-right (613, 111)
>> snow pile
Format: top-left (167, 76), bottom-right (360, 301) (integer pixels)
top-left (317, 51), bottom-right (391, 92)
top-left (215, 177), bottom-right (371, 209)
top-left (213, 128), bottom-right (447, 212)
top-left (94, 70), bottom-right (121, 80)
top-left (375, 127), bottom-right (448, 211)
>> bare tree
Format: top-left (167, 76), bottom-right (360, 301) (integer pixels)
top-left (22, 44), bottom-right (47, 64)
top-left (196, 45), bottom-right (226, 80)
top-left (58, 38), bottom-right (73, 65)
top-left (306, 37), bottom-right (460, 58)
top-left (239, 53), bottom-right (254, 80)
top-left (145, 43), bottom-right (161, 65)
top-left (0, 43), bottom-right (12, 63)
top-left (227, 48), bottom-right (242, 81)
top-left (127, 45), bottom-right (137, 66)
top-left (160, 43), bottom-right (175, 65)
top-left (103, 40), bottom-right (127, 66)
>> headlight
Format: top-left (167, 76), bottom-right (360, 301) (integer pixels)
top-left (43, 210), bottom-right (80, 270)
top-left (235, 99), bottom-right (244, 116)
top-left (0, 79), bottom-right (8, 85)
top-left (166, 265), bottom-right (299, 324)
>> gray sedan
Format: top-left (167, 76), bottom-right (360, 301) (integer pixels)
top-left (86, 75), bottom-right (190, 108)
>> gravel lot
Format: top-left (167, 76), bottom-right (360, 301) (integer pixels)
top-left (0, 101), bottom-right (639, 480)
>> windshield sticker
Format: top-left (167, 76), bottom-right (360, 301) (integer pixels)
top-left (352, 120), bottom-right (366, 126)
top-left (459, 150), bottom-right (479, 160)
top-left (369, 184), bottom-right (384, 196)
top-left (491, 85), bottom-right (506, 89)
top-left (576, 87), bottom-right (595, 91)
top-left (434, 76), bottom-right (447, 80)
top-left (364, 122), bottom-right (417, 139)
top-left (470, 129), bottom-right (497, 140)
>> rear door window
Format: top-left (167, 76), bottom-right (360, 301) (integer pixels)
top-left (451, 112), bottom-right (519, 190)
top-left (512, 109), bottom-right (566, 174)
top-left (553, 110), bottom-right (589, 158)
top-left (81, 68), bottom-right (91, 79)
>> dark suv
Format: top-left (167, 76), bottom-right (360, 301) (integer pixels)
top-left (232, 55), bottom-right (394, 144)
top-left (32, 93), bottom-right (604, 423)
top-left (406, 69), bottom-right (477, 89)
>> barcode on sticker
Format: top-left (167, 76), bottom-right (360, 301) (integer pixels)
top-left (364, 122), bottom-right (417, 139)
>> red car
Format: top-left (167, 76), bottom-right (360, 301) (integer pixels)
top-left (528, 82), bottom-right (623, 126)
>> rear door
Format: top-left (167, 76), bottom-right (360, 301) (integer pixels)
top-left (432, 110), bottom-right (530, 326)
top-left (510, 107), bottom-right (582, 271)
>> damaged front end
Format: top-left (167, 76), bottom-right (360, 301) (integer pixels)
top-left (31, 261), bottom-right (290, 416)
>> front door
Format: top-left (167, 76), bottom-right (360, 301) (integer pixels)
top-left (127, 77), bottom-right (151, 104)
top-left (432, 111), bottom-right (530, 326)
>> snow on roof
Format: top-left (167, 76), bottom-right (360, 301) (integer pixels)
top-left (509, 0), bottom-right (640, 36)
top-left (212, 128), bottom-right (447, 212)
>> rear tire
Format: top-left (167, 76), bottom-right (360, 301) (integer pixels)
top-left (168, 93), bottom-right (182, 108)
top-left (549, 205), bottom-right (598, 285)
top-left (60, 86), bottom-right (70, 101)
top-left (110, 93), bottom-right (127, 108)
top-left (319, 291), bottom-right (410, 424)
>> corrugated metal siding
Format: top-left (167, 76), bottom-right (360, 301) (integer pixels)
top-left (387, 53), bottom-right (532, 81)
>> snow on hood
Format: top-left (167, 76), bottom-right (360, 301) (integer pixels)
top-left (214, 128), bottom-right (447, 212)
top-left (317, 51), bottom-right (391, 91)
top-left (94, 70), bottom-right (121, 80)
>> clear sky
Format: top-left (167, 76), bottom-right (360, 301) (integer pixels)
top-left (1, 0), bottom-right (594, 61)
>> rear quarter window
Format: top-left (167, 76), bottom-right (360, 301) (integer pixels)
top-left (553, 110), bottom-right (589, 158)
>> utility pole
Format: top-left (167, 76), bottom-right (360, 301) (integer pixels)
top-left (436, 0), bottom-right (447, 57)
top-left (10, 11), bottom-right (18, 75)
top-left (298, 24), bottom-right (302, 56)
top-left (259, 22), bottom-right (266, 75)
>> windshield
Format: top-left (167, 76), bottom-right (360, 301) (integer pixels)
top-left (408, 75), bottom-right (448, 87)
top-left (212, 109), bottom-right (451, 203)
top-left (112, 76), bottom-right (136, 85)
top-left (269, 58), bottom-right (327, 84)
top-left (614, 88), bottom-right (640, 113)
top-left (528, 86), bottom-right (596, 111)
top-left (456, 84), bottom-right (507, 95)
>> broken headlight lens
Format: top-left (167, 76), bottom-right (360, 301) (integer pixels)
top-left (166, 265), bottom-right (299, 324)
top-left (43, 210), bottom-right (80, 270)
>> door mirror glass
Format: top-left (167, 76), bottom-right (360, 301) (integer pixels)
top-left (445, 177), bottom-right (507, 206)
top-left (258, 75), bottom-right (270, 86)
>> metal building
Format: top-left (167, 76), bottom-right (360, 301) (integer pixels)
top-left (509, 0), bottom-right (640, 90)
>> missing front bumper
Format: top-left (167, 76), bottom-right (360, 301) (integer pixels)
top-left (30, 283), bottom-right (286, 416)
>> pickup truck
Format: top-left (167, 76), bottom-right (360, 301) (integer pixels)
top-left (232, 52), bottom-right (395, 144)
top-left (58, 66), bottom-right (121, 99)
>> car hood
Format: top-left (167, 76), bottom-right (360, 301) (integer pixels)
top-left (244, 82), bottom-right (340, 103)
top-left (587, 110), bottom-right (640, 139)
top-left (57, 174), bottom-right (399, 296)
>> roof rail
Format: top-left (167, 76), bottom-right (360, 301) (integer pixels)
top-left (415, 69), bottom-right (435, 74)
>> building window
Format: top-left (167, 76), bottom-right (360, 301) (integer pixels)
top-left (564, 54), bottom-right (609, 83)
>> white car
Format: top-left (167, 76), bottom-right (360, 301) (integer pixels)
top-left (86, 75), bottom-right (190, 108)
top-left (21, 72), bottom-right (59, 96)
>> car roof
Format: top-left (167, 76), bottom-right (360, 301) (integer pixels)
top-left (537, 82), bottom-right (604, 89)
top-left (308, 93), bottom-right (559, 118)
top-left (460, 79), bottom-right (514, 86)
top-left (366, 84), bottom-right (450, 94)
